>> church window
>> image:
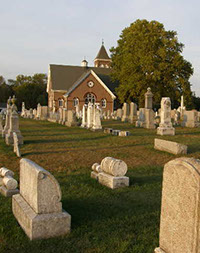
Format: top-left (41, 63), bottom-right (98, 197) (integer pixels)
top-left (73, 97), bottom-right (79, 107)
top-left (101, 99), bottom-right (107, 108)
top-left (58, 99), bottom-right (63, 107)
top-left (100, 64), bottom-right (104, 68)
top-left (84, 93), bottom-right (96, 104)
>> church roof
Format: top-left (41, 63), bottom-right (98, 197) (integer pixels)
top-left (49, 64), bottom-right (118, 93)
top-left (95, 45), bottom-right (110, 60)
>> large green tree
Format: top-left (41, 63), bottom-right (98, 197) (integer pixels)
top-left (110, 19), bottom-right (194, 109)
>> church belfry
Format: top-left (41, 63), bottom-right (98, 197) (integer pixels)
top-left (94, 41), bottom-right (112, 68)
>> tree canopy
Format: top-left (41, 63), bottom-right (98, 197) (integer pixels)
top-left (0, 73), bottom-right (48, 109)
top-left (110, 19), bottom-right (194, 109)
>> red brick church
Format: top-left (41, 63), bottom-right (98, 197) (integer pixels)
top-left (47, 43), bottom-right (118, 112)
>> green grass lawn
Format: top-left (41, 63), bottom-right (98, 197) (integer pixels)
top-left (0, 118), bottom-right (200, 253)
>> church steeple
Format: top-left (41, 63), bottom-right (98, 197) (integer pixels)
top-left (94, 41), bottom-right (112, 68)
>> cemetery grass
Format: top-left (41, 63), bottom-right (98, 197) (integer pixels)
top-left (0, 119), bottom-right (200, 253)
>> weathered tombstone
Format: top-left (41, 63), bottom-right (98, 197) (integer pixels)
top-left (92, 104), bottom-right (102, 131)
top-left (21, 102), bottom-right (26, 117)
top-left (5, 106), bottom-right (23, 145)
top-left (81, 104), bottom-right (87, 128)
top-left (155, 157), bottom-right (200, 253)
top-left (40, 106), bottom-right (48, 120)
top-left (58, 108), bottom-right (63, 124)
top-left (87, 102), bottom-right (93, 128)
top-left (144, 109), bottom-right (155, 129)
top-left (2, 97), bottom-right (12, 138)
top-left (154, 138), bottom-right (187, 155)
top-left (12, 158), bottom-right (71, 240)
top-left (62, 108), bottom-right (68, 125)
top-left (145, 87), bottom-right (153, 109)
top-left (75, 104), bottom-right (80, 119)
top-left (157, 97), bottom-right (175, 136)
top-left (65, 110), bottom-right (78, 127)
top-left (0, 167), bottom-right (19, 197)
top-left (112, 130), bottom-right (121, 136)
top-left (99, 157), bottom-right (129, 189)
top-left (91, 157), bottom-right (129, 189)
top-left (129, 102), bottom-right (137, 123)
top-left (13, 132), bottom-right (21, 157)
top-left (135, 108), bottom-right (145, 127)
top-left (118, 131), bottom-right (130, 137)
top-left (33, 109), bottom-right (37, 119)
top-left (182, 110), bottom-right (199, 128)
top-left (116, 108), bottom-right (122, 120)
top-left (104, 128), bottom-right (113, 134)
top-left (29, 108), bottom-right (34, 119)
top-left (36, 103), bottom-right (41, 119)
top-left (122, 103), bottom-right (129, 122)
top-left (52, 100), bottom-right (56, 113)
top-left (113, 110), bottom-right (117, 120)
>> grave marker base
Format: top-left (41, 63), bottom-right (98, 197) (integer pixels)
top-left (13, 194), bottom-right (71, 240)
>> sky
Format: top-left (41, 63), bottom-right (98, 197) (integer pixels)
top-left (0, 0), bottom-right (199, 95)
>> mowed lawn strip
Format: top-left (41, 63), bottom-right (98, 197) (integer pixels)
top-left (0, 118), bottom-right (200, 253)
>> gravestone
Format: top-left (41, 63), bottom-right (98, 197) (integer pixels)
top-left (81, 104), bottom-right (87, 128)
top-left (182, 110), bottom-right (199, 128)
top-left (65, 110), bottom-right (78, 127)
top-left (0, 167), bottom-right (19, 197)
top-left (5, 107), bottom-right (23, 145)
top-left (155, 157), bottom-right (200, 253)
top-left (2, 97), bottom-right (12, 138)
top-left (62, 108), bottom-right (68, 125)
top-left (91, 157), bottom-right (129, 189)
top-left (13, 132), bottom-right (21, 157)
top-left (12, 158), bottom-right (71, 240)
top-left (119, 131), bottom-right (130, 137)
top-left (157, 97), bottom-right (175, 135)
top-left (36, 103), bottom-right (41, 119)
top-left (58, 108), bottom-right (63, 124)
top-left (145, 87), bottom-right (153, 109)
top-left (104, 128), bottom-right (113, 134)
top-left (129, 102), bottom-right (137, 123)
top-left (87, 102), bottom-right (93, 128)
top-left (154, 138), bottom-right (187, 155)
top-left (122, 103), bottom-right (129, 122)
top-left (92, 104), bottom-right (102, 131)
top-left (135, 108), bottom-right (145, 127)
top-left (144, 109), bottom-right (155, 129)
top-left (116, 108), bottom-right (122, 120)
top-left (21, 102), bottom-right (26, 117)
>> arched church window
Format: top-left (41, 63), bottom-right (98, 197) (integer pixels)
top-left (100, 64), bottom-right (104, 68)
top-left (84, 93), bottom-right (96, 104)
top-left (58, 99), bottom-right (63, 107)
top-left (73, 97), bottom-right (79, 107)
top-left (101, 99), bottom-right (107, 108)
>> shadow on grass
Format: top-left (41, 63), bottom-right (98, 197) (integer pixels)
top-left (188, 144), bottom-right (200, 154)
top-left (24, 135), bottom-right (110, 145)
top-left (129, 175), bottom-right (162, 186)
top-left (21, 143), bottom-right (150, 156)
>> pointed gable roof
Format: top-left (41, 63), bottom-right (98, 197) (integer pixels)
top-left (48, 64), bottom-right (118, 93)
top-left (95, 44), bottom-right (110, 60)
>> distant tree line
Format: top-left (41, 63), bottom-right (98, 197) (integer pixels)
top-left (0, 74), bottom-right (48, 110)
